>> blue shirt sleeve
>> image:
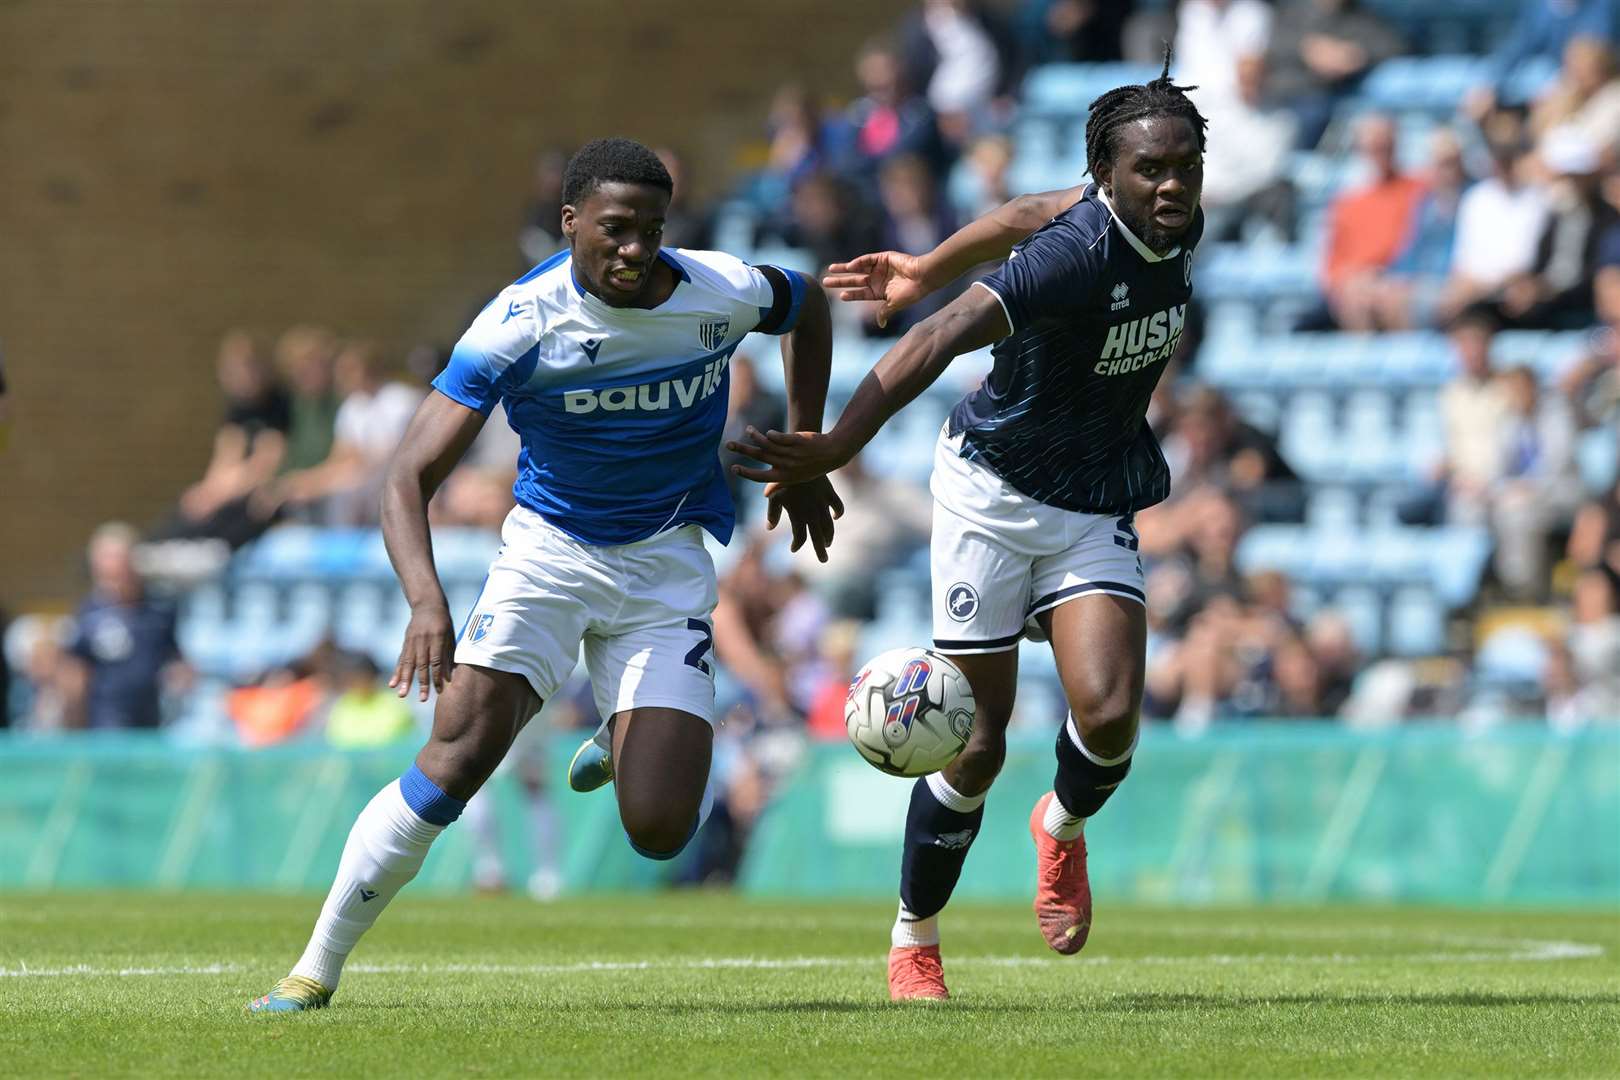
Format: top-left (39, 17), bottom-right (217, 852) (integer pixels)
top-left (432, 289), bottom-right (544, 415)
top-left (978, 218), bottom-right (1103, 334)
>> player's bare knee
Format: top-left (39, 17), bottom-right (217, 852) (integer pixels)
top-left (1071, 696), bottom-right (1139, 760)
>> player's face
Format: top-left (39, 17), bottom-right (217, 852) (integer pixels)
top-left (1102, 115), bottom-right (1202, 255)
top-left (562, 182), bottom-right (671, 307)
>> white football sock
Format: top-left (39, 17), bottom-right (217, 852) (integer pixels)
top-left (290, 780), bottom-right (444, 991)
top-left (891, 901), bottom-right (940, 949)
top-left (1042, 793), bottom-right (1086, 841)
top-left (926, 771), bottom-right (987, 813)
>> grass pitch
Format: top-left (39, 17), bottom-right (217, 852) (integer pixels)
top-left (1, 893), bottom-right (1615, 1078)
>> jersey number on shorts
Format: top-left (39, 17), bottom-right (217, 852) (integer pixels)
top-left (1112, 514), bottom-right (1139, 552)
top-left (684, 618), bottom-right (715, 675)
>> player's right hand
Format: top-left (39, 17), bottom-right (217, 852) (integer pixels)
top-left (391, 600), bottom-right (456, 702)
top-left (822, 251), bottom-right (930, 329)
top-left (727, 426), bottom-right (851, 486)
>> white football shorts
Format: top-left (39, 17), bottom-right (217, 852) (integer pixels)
top-left (929, 426), bottom-right (1146, 654)
top-left (453, 505), bottom-right (718, 726)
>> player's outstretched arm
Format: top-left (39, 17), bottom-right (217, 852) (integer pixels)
top-left (822, 184), bottom-right (1086, 328)
top-left (381, 392), bottom-right (487, 701)
top-left (768, 279), bottom-right (845, 562)
top-left (728, 284), bottom-right (1009, 486)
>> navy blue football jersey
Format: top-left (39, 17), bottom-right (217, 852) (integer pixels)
top-left (949, 185), bottom-right (1201, 514)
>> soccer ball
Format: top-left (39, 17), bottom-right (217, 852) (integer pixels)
top-left (844, 647), bottom-right (975, 777)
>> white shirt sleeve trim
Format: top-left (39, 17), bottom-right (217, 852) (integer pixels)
top-left (972, 280), bottom-right (1015, 339)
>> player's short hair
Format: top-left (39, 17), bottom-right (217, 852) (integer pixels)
top-left (562, 138), bottom-right (674, 206)
top-left (1084, 44), bottom-right (1208, 180)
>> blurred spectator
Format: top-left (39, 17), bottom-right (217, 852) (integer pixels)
top-left (518, 149), bottom-right (567, 267)
top-left (1550, 564), bottom-right (1620, 724)
top-left (840, 38), bottom-right (946, 184)
top-left (324, 651), bottom-right (416, 747)
top-left (1016, 0), bottom-right (1133, 65)
top-left (712, 540), bottom-right (798, 722)
top-left (752, 86), bottom-right (848, 216)
top-left (775, 170), bottom-right (883, 274)
top-left (1401, 307), bottom-right (1510, 525)
top-left (1490, 130), bottom-right (1614, 328)
top-left (1302, 113), bottom-right (1427, 331)
top-left (1197, 53), bottom-right (1299, 244)
top-left (1491, 365), bottom-right (1583, 599)
top-left (1566, 477), bottom-right (1620, 576)
top-left (228, 665), bottom-right (327, 747)
top-left (1264, 0), bottom-right (1404, 150)
top-left (805, 620), bottom-right (863, 739)
top-left (653, 147), bottom-right (715, 251)
top-left (1366, 130), bottom-right (1472, 330)
top-left (1158, 386), bottom-right (1301, 521)
top-left (1530, 35), bottom-right (1620, 163)
top-left (274, 325), bottom-right (340, 473)
top-left (898, 0), bottom-right (1017, 151)
top-left (1557, 246), bottom-right (1620, 425)
top-left (870, 154), bottom-right (959, 335)
top-left (1306, 612), bottom-right (1361, 715)
top-left (65, 523), bottom-right (188, 730)
top-left (794, 454), bottom-right (932, 619)
top-left (1440, 114), bottom-right (1550, 323)
top-left (955, 133), bottom-right (1016, 220)
top-left (1173, 0), bottom-right (1273, 107)
top-left (261, 342), bottom-right (423, 525)
top-left (4, 616), bottom-right (84, 731)
top-left (1467, 0), bottom-right (1619, 119)
top-left (159, 331), bottom-right (290, 547)
top-left (719, 353), bottom-right (787, 525)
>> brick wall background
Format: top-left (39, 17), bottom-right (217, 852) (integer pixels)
top-left (0, 0), bottom-right (911, 607)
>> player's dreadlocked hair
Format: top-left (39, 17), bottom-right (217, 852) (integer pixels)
top-left (1083, 45), bottom-right (1207, 181)
top-left (562, 137), bottom-right (673, 206)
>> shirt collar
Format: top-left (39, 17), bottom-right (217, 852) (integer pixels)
top-left (1096, 188), bottom-right (1180, 263)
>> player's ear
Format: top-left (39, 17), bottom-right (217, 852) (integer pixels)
top-left (560, 204), bottom-right (576, 240)
top-left (1093, 163), bottom-right (1112, 198)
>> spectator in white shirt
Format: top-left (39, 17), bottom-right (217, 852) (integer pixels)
top-left (1439, 117), bottom-right (1550, 324)
top-left (1173, 0), bottom-right (1272, 108)
top-left (258, 342), bottom-right (423, 526)
top-left (1198, 53), bottom-right (1299, 244)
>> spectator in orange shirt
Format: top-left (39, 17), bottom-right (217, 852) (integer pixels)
top-left (1300, 114), bottom-right (1427, 331)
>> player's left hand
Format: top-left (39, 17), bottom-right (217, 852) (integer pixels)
top-left (727, 426), bottom-right (851, 485)
top-left (763, 477), bottom-right (844, 562)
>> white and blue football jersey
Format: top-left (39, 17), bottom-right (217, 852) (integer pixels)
top-left (433, 248), bottom-right (806, 546)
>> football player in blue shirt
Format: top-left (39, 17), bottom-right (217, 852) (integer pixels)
top-left (251, 138), bottom-right (840, 1012)
top-left (730, 60), bottom-right (1207, 1000)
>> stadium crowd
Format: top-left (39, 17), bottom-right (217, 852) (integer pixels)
top-left (5, 0), bottom-right (1620, 880)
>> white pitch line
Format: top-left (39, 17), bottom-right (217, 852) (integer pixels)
top-left (0, 938), bottom-right (1604, 979)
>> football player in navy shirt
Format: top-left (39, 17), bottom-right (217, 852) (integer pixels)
top-left (731, 58), bottom-right (1208, 1000)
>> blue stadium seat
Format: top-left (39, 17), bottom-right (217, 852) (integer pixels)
top-left (1354, 55), bottom-right (1485, 114)
top-left (1474, 626), bottom-right (1549, 685)
top-left (1387, 586), bottom-right (1447, 657)
top-left (1021, 63), bottom-right (1161, 117)
top-left (1579, 426), bottom-right (1619, 494)
top-left (1329, 587), bottom-right (1385, 655)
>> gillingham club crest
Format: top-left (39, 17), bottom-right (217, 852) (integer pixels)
top-left (699, 317), bottom-right (730, 351)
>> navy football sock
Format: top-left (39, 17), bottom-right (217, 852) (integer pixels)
top-left (1052, 716), bottom-right (1134, 819)
top-left (897, 773), bottom-right (986, 924)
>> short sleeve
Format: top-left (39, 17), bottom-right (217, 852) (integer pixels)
top-left (432, 289), bottom-right (544, 415)
top-left (977, 221), bottom-right (1102, 334)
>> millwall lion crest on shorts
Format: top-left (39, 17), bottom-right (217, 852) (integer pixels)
top-left (699, 317), bottom-right (730, 351)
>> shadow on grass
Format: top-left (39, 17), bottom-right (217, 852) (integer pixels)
top-left (1084, 991), bottom-right (1620, 1012)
